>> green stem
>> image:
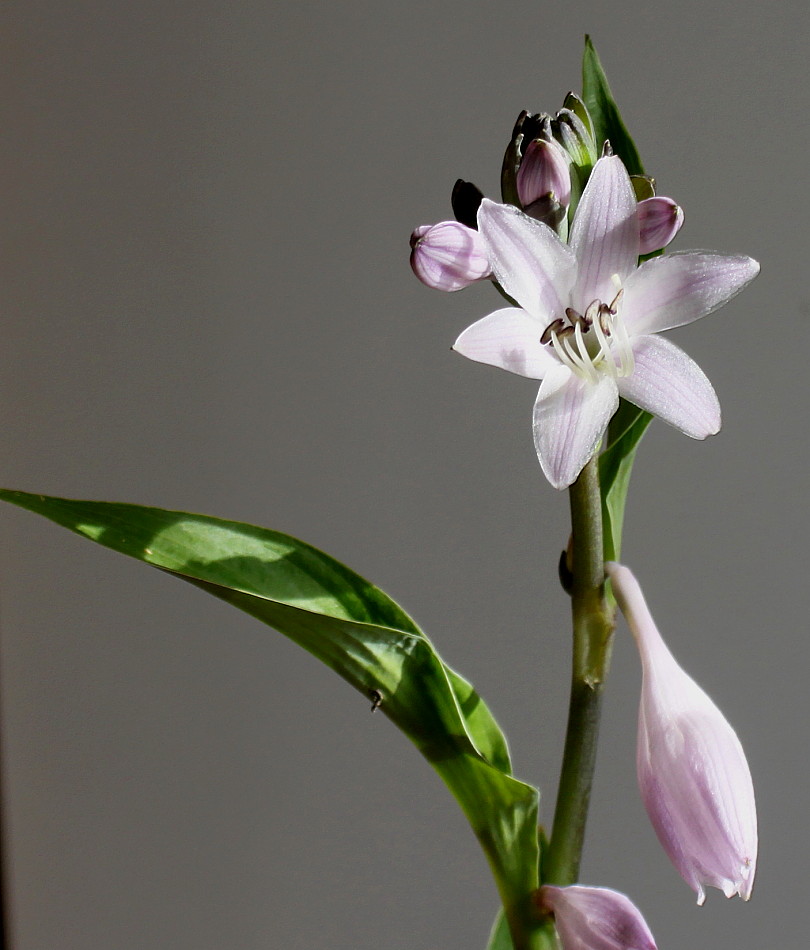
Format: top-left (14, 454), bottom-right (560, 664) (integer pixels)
top-left (543, 455), bottom-right (615, 884)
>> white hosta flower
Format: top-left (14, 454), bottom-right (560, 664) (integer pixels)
top-left (453, 155), bottom-right (759, 489)
top-left (607, 562), bottom-right (758, 904)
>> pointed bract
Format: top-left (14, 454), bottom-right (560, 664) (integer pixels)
top-left (538, 884), bottom-right (657, 950)
top-left (606, 562), bottom-right (758, 904)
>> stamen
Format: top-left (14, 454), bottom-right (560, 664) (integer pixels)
top-left (549, 330), bottom-right (572, 369)
top-left (613, 314), bottom-right (635, 377)
top-left (591, 309), bottom-right (617, 378)
top-left (598, 303), bottom-right (613, 335)
top-left (551, 329), bottom-right (594, 380)
top-left (544, 282), bottom-right (634, 382)
top-left (573, 321), bottom-right (599, 383)
top-left (540, 318), bottom-right (565, 346)
top-left (584, 300), bottom-right (601, 326)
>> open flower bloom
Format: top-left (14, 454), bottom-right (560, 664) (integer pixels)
top-left (606, 562), bottom-right (757, 904)
top-left (537, 884), bottom-right (657, 950)
top-left (453, 155), bottom-right (759, 488)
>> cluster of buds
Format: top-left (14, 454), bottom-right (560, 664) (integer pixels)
top-left (501, 94), bottom-right (597, 233)
top-left (410, 94), bottom-right (683, 293)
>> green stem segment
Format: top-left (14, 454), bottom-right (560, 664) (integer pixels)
top-left (544, 455), bottom-right (616, 885)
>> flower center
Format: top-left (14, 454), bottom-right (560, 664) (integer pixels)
top-left (540, 280), bottom-right (634, 383)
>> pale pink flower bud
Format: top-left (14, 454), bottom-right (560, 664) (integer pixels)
top-left (537, 884), bottom-right (657, 950)
top-left (516, 138), bottom-right (572, 216)
top-left (606, 563), bottom-right (757, 904)
top-left (637, 196), bottom-right (684, 254)
top-left (409, 221), bottom-right (490, 292)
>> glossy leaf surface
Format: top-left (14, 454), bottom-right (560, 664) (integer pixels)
top-left (599, 401), bottom-right (652, 561)
top-left (582, 36), bottom-right (644, 176)
top-left (487, 910), bottom-right (515, 950)
top-left (0, 489), bottom-right (543, 949)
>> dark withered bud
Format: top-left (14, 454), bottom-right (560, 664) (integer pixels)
top-left (451, 179), bottom-right (484, 229)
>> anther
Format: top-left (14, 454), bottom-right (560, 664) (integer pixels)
top-left (565, 306), bottom-right (580, 323)
top-left (540, 318), bottom-right (565, 345)
top-left (609, 287), bottom-right (624, 313)
top-left (584, 300), bottom-right (601, 326)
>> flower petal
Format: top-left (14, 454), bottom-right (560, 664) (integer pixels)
top-left (569, 155), bottom-right (639, 305)
top-left (618, 335), bottom-right (720, 438)
top-left (533, 365), bottom-right (618, 489)
top-left (621, 251), bottom-right (759, 335)
top-left (452, 307), bottom-right (559, 379)
top-left (477, 199), bottom-right (577, 321)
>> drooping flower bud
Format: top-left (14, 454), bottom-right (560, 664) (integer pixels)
top-left (536, 884), bottom-right (657, 950)
top-left (637, 197), bottom-right (684, 254)
top-left (409, 221), bottom-right (490, 292)
top-left (606, 562), bottom-right (757, 904)
top-left (516, 139), bottom-right (571, 228)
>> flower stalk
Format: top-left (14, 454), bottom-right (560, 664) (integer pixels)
top-left (544, 455), bottom-right (616, 884)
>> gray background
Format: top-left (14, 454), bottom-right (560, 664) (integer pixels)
top-left (2, 1), bottom-right (807, 948)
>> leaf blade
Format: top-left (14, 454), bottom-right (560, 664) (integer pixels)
top-left (599, 403), bottom-right (652, 562)
top-left (582, 36), bottom-right (645, 176)
top-left (0, 489), bottom-right (543, 948)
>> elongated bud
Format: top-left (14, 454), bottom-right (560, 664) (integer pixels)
top-left (536, 885), bottom-right (657, 950)
top-left (606, 563), bottom-right (758, 905)
top-left (409, 221), bottom-right (490, 292)
top-left (516, 139), bottom-right (571, 226)
top-left (637, 197), bottom-right (684, 254)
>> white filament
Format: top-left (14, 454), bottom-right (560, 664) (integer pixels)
top-left (549, 309), bottom-right (634, 381)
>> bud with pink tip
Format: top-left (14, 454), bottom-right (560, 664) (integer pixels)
top-left (637, 196), bottom-right (684, 254)
top-left (409, 221), bottom-right (490, 292)
top-left (537, 884), bottom-right (657, 950)
top-left (606, 562), bottom-right (757, 904)
top-left (516, 138), bottom-right (571, 226)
